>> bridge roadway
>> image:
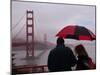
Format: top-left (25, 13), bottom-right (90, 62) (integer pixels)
top-left (12, 42), bottom-right (27, 47)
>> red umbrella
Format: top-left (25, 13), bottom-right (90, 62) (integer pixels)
top-left (56, 25), bottom-right (95, 41)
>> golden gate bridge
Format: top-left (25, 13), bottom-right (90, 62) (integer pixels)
top-left (12, 10), bottom-right (50, 74)
top-left (12, 10), bottom-right (47, 58)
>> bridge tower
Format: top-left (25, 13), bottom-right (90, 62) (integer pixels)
top-left (26, 10), bottom-right (34, 58)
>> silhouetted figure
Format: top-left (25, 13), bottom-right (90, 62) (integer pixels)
top-left (75, 44), bottom-right (95, 70)
top-left (48, 38), bottom-right (77, 72)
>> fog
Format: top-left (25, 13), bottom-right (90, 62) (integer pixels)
top-left (12, 1), bottom-right (95, 44)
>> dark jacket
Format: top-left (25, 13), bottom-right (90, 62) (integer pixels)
top-left (76, 55), bottom-right (90, 70)
top-left (48, 44), bottom-right (77, 72)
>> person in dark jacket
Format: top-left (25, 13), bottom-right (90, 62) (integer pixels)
top-left (47, 37), bottom-right (77, 72)
top-left (75, 44), bottom-right (94, 70)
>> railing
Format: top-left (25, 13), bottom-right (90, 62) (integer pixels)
top-left (12, 65), bottom-right (48, 74)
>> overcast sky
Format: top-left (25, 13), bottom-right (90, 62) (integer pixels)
top-left (12, 1), bottom-right (96, 44)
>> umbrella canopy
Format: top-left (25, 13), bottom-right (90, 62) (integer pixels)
top-left (56, 25), bottom-right (95, 41)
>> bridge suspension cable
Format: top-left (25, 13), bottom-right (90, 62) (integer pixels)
top-left (12, 13), bottom-right (26, 30)
top-left (12, 24), bottom-right (26, 40)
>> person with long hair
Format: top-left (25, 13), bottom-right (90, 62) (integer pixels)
top-left (75, 44), bottom-right (95, 70)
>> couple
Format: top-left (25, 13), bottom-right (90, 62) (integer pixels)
top-left (48, 37), bottom-right (94, 72)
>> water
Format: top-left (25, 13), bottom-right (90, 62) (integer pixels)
top-left (12, 50), bottom-right (51, 66)
top-left (12, 43), bottom-right (96, 66)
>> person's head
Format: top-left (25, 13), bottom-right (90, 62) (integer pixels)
top-left (57, 37), bottom-right (64, 45)
top-left (75, 44), bottom-right (88, 57)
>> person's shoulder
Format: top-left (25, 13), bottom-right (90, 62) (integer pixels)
top-left (50, 47), bottom-right (56, 53)
top-left (65, 46), bottom-right (73, 52)
top-left (65, 46), bottom-right (72, 50)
